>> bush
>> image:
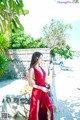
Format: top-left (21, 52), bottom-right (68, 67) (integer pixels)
top-left (0, 33), bottom-right (10, 53)
top-left (0, 33), bottom-right (10, 78)
top-left (0, 54), bottom-right (9, 77)
top-left (9, 31), bottom-right (48, 49)
top-left (50, 45), bottom-right (73, 59)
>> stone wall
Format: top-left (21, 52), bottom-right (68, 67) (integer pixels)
top-left (1, 48), bottom-right (50, 80)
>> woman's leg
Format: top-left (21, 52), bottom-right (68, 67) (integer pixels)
top-left (28, 89), bottom-right (41, 120)
top-left (43, 93), bottom-right (54, 120)
top-left (39, 102), bottom-right (48, 120)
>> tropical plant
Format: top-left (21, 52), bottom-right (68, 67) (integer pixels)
top-left (0, 54), bottom-right (9, 77)
top-left (0, 33), bottom-right (10, 53)
top-left (9, 31), bottom-right (48, 49)
top-left (43, 19), bottom-right (72, 49)
top-left (26, 38), bottom-right (48, 48)
top-left (50, 45), bottom-right (73, 59)
top-left (0, 33), bottom-right (10, 77)
top-left (42, 19), bottom-right (73, 59)
top-left (9, 30), bottom-right (29, 49)
top-left (0, 0), bottom-right (29, 33)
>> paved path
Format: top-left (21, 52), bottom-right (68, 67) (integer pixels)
top-left (0, 79), bottom-right (28, 98)
top-left (0, 79), bottom-right (30, 120)
top-left (53, 61), bottom-right (80, 120)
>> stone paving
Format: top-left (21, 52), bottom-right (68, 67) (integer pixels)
top-left (53, 60), bottom-right (80, 120)
top-left (0, 79), bottom-right (31, 120)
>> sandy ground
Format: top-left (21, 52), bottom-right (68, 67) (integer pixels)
top-left (0, 59), bottom-right (80, 120)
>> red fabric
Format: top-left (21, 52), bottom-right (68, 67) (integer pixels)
top-left (28, 67), bottom-right (54, 120)
top-left (33, 67), bottom-right (46, 87)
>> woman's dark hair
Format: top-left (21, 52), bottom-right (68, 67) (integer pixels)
top-left (30, 52), bottom-right (42, 68)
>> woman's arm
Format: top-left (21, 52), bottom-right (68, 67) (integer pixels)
top-left (27, 68), bottom-right (34, 87)
top-left (28, 68), bottom-right (48, 92)
top-left (33, 84), bottom-right (49, 92)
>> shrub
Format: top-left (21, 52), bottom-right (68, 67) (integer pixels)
top-left (0, 33), bottom-right (10, 78)
top-left (9, 31), bottom-right (48, 49)
top-left (50, 45), bottom-right (73, 59)
top-left (0, 33), bottom-right (10, 53)
top-left (0, 54), bottom-right (9, 77)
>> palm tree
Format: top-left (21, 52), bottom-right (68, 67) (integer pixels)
top-left (0, 0), bottom-right (29, 33)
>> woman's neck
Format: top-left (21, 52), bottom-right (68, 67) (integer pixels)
top-left (35, 64), bottom-right (40, 68)
top-left (35, 64), bottom-right (43, 76)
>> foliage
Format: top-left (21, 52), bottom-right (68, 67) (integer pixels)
top-left (0, 33), bottom-right (10, 77)
top-left (9, 30), bottom-right (29, 49)
top-left (50, 45), bottom-right (73, 59)
top-left (43, 19), bottom-right (72, 48)
top-left (0, 54), bottom-right (9, 77)
top-left (0, 0), bottom-right (29, 33)
top-left (42, 19), bottom-right (73, 59)
top-left (0, 33), bottom-right (10, 53)
top-left (26, 38), bottom-right (48, 48)
top-left (9, 31), bottom-right (48, 49)
top-left (72, 0), bottom-right (79, 2)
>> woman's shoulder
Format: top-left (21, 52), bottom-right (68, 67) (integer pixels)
top-left (29, 67), bottom-right (34, 72)
top-left (26, 68), bottom-right (34, 77)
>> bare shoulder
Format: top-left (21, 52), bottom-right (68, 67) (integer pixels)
top-left (29, 68), bottom-right (35, 79)
top-left (29, 67), bottom-right (34, 73)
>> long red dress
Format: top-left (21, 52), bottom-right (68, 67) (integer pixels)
top-left (28, 66), bottom-right (54, 120)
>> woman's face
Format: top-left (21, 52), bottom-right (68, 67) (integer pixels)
top-left (37, 55), bottom-right (43, 65)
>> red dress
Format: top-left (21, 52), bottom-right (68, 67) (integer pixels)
top-left (28, 66), bottom-right (54, 120)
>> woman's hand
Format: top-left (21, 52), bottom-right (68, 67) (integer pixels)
top-left (42, 87), bottom-right (49, 93)
top-left (33, 84), bottom-right (49, 93)
top-left (46, 83), bottom-right (50, 89)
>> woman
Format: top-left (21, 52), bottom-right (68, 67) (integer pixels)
top-left (28, 52), bottom-right (54, 120)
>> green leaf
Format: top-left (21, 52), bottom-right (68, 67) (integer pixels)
top-left (14, 16), bottom-right (24, 30)
top-left (0, 0), bottom-right (29, 33)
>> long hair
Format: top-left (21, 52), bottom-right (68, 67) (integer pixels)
top-left (30, 52), bottom-right (42, 68)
